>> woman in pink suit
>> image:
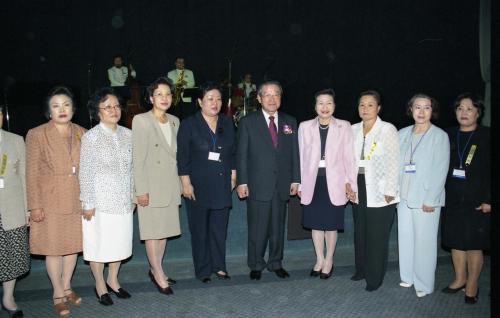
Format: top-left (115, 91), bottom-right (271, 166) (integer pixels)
top-left (298, 89), bottom-right (357, 279)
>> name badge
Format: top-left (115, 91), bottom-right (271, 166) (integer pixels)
top-left (404, 164), bottom-right (416, 173)
top-left (359, 160), bottom-right (368, 168)
top-left (452, 168), bottom-right (466, 179)
top-left (208, 152), bottom-right (220, 161)
top-left (319, 159), bottom-right (326, 168)
top-left (72, 166), bottom-right (77, 175)
top-left (0, 177), bottom-right (4, 189)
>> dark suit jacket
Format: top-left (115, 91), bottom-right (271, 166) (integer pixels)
top-left (236, 110), bottom-right (300, 201)
top-left (177, 111), bottom-right (236, 209)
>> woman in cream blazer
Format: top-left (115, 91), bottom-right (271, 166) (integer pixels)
top-left (351, 90), bottom-right (400, 291)
top-left (132, 77), bottom-right (181, 295)
top-left (0, 106), bottom-right (29, 317)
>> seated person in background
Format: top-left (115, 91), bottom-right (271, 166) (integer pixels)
top-left (107, 54), bottom-right (136, 101)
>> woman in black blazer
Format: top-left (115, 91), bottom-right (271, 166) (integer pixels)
top-left (177, 82), bottom-right (236, 283)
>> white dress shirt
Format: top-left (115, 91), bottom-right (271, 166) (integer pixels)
top-left (108, 66), bottom-right (136, 87)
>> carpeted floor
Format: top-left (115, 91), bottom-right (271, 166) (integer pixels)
top-left (8, 251), bottom-right (490, 318)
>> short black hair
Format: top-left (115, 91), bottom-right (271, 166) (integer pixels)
top-left (453, 92), bottom-right (485, 119)
top-left (407, 93), bottom-right (439, 120)
top-left (359, 90), bottom-right (381, 106)
top-left (314, 88), bottom-right (335, 101)
top-left (45, 86), bottom-right (76, 120)
top-left (147, 77), bottom-right (173, 99)
top-left (198, 82), bottom-right (222, 100)
top-left (87, 87), bottom-right (123, 121)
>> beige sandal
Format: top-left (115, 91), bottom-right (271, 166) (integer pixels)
top-left (53, 296), bottom-right (70, 317)
top-left (65, 289), bottom-right (82, 305)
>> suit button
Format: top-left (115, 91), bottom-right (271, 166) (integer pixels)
top-left (157, 161), bottom-right (161, 164)
top-left (219, 173), bottom-right (223, 176)
top-left (155, 144), bottom-right (158, 147)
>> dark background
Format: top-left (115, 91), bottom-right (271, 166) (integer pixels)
top-left (0, 0), bottom-right (484, 136)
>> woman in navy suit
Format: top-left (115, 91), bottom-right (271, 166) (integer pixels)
top-left (177, 82), bottom-right (236, 283)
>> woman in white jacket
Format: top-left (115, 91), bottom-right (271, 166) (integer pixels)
top-left (351, 90), bottom-right (400, 291)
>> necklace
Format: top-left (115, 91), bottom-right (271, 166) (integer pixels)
top-left (319, 124), bottom-right (329, 130)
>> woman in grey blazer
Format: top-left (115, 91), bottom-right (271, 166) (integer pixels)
top-left (132, 77), bottom-right (181, 295)
top-left (0, 106), bottom-right (29, 317)
top-left (397, 93), bottom-right (449, 298)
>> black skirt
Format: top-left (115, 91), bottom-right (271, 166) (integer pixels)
top-left (302, 175), bottom-right (345, 231)
top-left (441, 204), bottom-right (490, 250)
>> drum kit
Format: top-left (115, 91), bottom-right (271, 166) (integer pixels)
top-left (231, 87), bottom-right (259, 125)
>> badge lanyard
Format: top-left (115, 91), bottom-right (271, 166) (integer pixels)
top-left (407, 126), bottom-right (429, 164)
top-left (456, 129), bottom-right (475, 169)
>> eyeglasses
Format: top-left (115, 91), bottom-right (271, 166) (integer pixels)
top-left (99, 105), bottom-right (121, 112)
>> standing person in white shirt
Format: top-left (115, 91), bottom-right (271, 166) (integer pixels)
top-left (351, 90), bottom-right (400, 291)
top-left (167, 57), bottom-right (195, 120)
top-left (237, 73), bottom-right (257, 98)
top-left (107, 55), bottom-right (136, 101)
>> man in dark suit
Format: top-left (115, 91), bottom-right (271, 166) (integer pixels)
top-left (236, 80), bottom-right (300, 280)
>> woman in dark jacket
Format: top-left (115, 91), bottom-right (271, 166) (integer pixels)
top-left (441, 93), bottom-right (490, 304)
top-left (177, 82), bottom-right (236, 283)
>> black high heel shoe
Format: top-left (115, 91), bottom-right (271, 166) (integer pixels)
top-left (310, 269), bottom-right (321, 277)
top-left (320, 268), bottom-right (333, 280)
top-left (148, 271), bottom-right (173, 295)
top-left (442, 284), bottom-right (466, 294)
top-left (106, 283), bottom-right (131, 299)
top-left (465, 288), bottom-right (479, 304)
top-left (215, 272), bottom-right (231, 280)
top-left (95, 288), bottom-right (113, 306)
top-left (1, 304), bottom-right (24, 318)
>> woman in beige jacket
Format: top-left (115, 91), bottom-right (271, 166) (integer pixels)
top-left (26, 86), bottom-right (86, 316)
top-left (132, 77), bottom-right (181, 295)
top-left (0, 106), bottom-right (30, 317)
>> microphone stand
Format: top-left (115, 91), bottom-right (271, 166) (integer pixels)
top-left (87, 63), bottom-right (94, 128)
top-left (3, 86), bottom-right (11, 131)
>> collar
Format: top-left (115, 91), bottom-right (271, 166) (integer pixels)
top-left (99, 122), bottom-right (119, 135)
top-left (262, 109), bottom-right (278, 121)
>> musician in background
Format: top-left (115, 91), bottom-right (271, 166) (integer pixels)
top-left (107, 54), bottom-right (136, 101)
top-left (167, 57), bottom-right (196, 119)
top-left (237, 73), bottom-right (257, 98)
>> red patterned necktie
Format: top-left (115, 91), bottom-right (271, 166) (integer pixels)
top-left (268, 116), bottom-right (278, 148)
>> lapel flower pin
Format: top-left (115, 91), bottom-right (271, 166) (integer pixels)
top-left (282, 124), bottom-right (293, 134)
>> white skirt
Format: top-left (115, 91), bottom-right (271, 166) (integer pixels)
top-left (82, 211), bottom-right (133, 262)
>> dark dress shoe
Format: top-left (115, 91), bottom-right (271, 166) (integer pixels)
top-left (216, 272), bottom-right (231, 280)
top-left (465, 289), bottom-right (479, 304)
top-left (201, 277), bottom-right (212, 283)
top-left (442, 284), bottom-right (466, 294)
top-left (95, 289), bottom-right (114, 306)
top-left (148, 271), bottom-right (174, 295)
top-left (320, 269), bottom-right (333, 279)
top-left (106, 283), bottom-right (131, 299)
top-left (250, 270), bottom-right (262, 280)
top-left (350, 274), bottom-right (364, 281)
top-left (272, 268), bottom-right (290, 278)
top-left (2, 304), bottom-right (24, 318)
top-left (310, 269), bottom-right (321, 277)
